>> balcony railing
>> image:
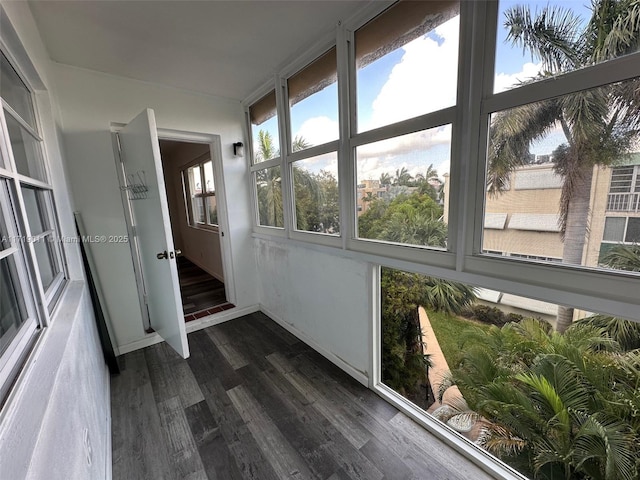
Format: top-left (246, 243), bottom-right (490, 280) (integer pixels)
top-left (607, 192), bottom-right (640, 212)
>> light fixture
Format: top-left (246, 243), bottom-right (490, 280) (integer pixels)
top-left (233, 142), bottom-right (244, 157)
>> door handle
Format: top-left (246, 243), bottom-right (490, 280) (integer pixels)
top-left (156, 251), bottom-right (168, 260)
top-left (175, 249), bottom-right (182, 255)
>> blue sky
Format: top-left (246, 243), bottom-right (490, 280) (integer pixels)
top-left (254, 1), bottom-right (593, 180)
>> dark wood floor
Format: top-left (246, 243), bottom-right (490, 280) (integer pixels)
top-left (178, 257), bottom-right (232, 320)
top-left (111, 312), bottom-right (494, 480)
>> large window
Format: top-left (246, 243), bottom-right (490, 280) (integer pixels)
top-left (0, 49), bottom-right (66, 403)
top-left (380, 265), bottom-right (640, 480)
top-left (287, 46), bottom-right (340, 238)
top-left (249, 90), bottom-right (284, 230)
top-left (183, 157), bottom-right (218, 228)
top-left (245, 2), bottom-right (640, 477)
top-left (352, 1), bottom-right (459, 253)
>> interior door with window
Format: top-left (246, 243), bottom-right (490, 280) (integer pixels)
top-left (118, 109), bottom-right (189, 358)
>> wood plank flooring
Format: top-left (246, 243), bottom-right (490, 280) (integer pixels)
top-left (111, 312), bottom-right (495, 480)
top-left (177, 257), bottom-right (233, 320)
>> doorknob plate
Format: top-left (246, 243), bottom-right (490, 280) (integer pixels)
top-left (157, 251), bottom-right (168, 260)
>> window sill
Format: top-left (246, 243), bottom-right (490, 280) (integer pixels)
top-left (0, 281), bottom-right (85, 424)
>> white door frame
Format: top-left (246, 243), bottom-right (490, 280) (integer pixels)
top-left (157, 128), bottom-right (237, 306)
top-left (112, 125), bottom-right (237, 332)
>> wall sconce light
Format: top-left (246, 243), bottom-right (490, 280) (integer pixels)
top-left (233, 142), bottom-right (244, 157)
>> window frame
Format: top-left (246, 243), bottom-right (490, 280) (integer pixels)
top-left (181, 154), bottom-right (219, 232)
top-left (244, 1), bottom-right (640, 477)
top-left (282, 44), bottom-right (342, 247)
top-left (0, 46), bottom-right (68, 404)
top-left (464, 1), bottom-right (640, 316)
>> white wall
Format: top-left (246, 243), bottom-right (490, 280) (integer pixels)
top-left (0, 3), bottom-right (110, 479)
top-left (255, 238), bottom-right (371, 384)
top-left (52, 63), bottom-right (258, 351)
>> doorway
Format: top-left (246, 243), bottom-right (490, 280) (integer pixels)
top-left (158, 139), bottom-right (235, 321)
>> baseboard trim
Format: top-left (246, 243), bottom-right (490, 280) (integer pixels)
top-left (259, 304), bottom-right (369, 386)
top-left (117, 304), bottom-right (261, 355)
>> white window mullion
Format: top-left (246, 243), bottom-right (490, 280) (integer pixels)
top-left (276, 75), bottom-right (294, 237)
top-left (337, 24), bottom-right (352, 251)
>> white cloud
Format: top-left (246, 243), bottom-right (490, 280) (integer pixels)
top-left (295, 116), bottom-right (338, 146)
top-left (494, 62), bottom-right (542, 93)
top-left (365, 16), bottom-right (460, 132)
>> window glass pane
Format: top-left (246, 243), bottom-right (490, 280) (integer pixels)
top-left (0, 255), bottom-right (29, 356)
top-left (188, 165), bottom-right (202, 195)
top-left (481, 77), bottom-right (640, 274)
top-left (355, 1), bottom-right (460, 133)
top-left (288, 47), bottom-right (338, 149)
top-left (0, 51), bottom-right (36, 129)
top-left (20, 186), bottom-right (45, 236)
top-left (356, 127), bottom-right (449, 248)
top-left (603, 217), bottom-right (625, 242)
top-left (292, 152), bottom-right (339, 235)
top-left (203, 161), bottom-right (215, 193)
top-left (205, 196), bottom-right (217, 226)
top-left (625, 217), bottom-right (640, 243)
top-left (250, 90), bottom-right (279, 163)
top-left (494, 1), bottom-right (639, 94)
top-left (380, 265), bottom-right (640, 480)
top-left (32, 238), bottom-right (56, 290)
top-left (5, 112), bottom-right (46, 182)
top-left (255, 165), bottom-right (283, 228)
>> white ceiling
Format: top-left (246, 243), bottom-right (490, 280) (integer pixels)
top-left (28, 0), bottom-right (369, 101)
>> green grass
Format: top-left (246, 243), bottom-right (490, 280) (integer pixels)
top-left (425, 308), bottom-right (492, 368)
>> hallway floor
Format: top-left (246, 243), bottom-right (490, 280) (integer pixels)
top-left (110, 312), bottom-right (493, 480)
top-left (177, 257), bottom-right (233, 320)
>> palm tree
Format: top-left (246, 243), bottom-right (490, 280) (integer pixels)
top-left (379, 172), bottom-right (392, 186)
top-left (601, 244), bottom-right (640, 272)
top-left (394, 167), bottom-right (413, 186)
top-left (488, 1), bottom-right (640, 332)
top-left (440, 318), bottom-right (639, 479)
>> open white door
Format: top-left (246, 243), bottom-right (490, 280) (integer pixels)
top-left (118, 109), bottom-right (189, 358)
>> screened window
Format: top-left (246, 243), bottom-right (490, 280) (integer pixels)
top-left (183, 159), bottom-right (218, 228)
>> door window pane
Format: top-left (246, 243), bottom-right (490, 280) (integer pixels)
top-left (494, 1), bottom-right (639, 94)
top-left (356, 127), bottom-right (449, 248)
top-left (0, 255), bottom-right (29, 356)
top-left (292, 152), bottom-right (339, 235)
top-left (250, 90), bottom-right (279, 164)
top-left (256, 166), bottom-right (283, 228)
top-left (355, 1), bottom-right (460, 132)
top-left (0, 52), bottom-right (36, 129)
top-left (6, 112), bottom-right (46, 182)
top-left (288, 47), bottom-right (338, 149)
